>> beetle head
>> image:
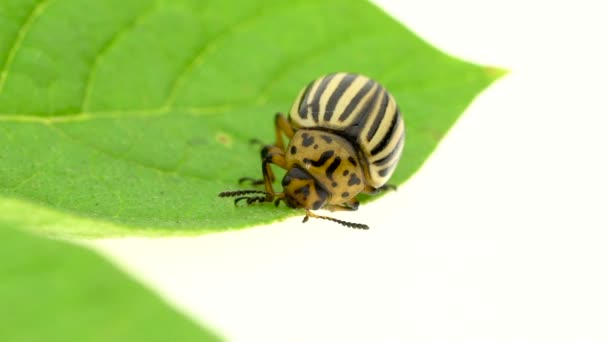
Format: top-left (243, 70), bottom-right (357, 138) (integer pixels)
top-left (281, 167), bottom-right (328, 210)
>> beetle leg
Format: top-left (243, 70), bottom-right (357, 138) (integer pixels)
top-left (362, 184), bottom-right (397, 195)
top-left (247, 113), bottom-right (293, 151)
top-left (237, 144), bottom-right (283, 185)
top-left (220, 148), bottom-right (288, 205)
top-left (274, 112), bottom-right (295, 151)
top-left (240, 113), bottom-right (293, 186)
top-left (325, 197), bottom-right (360, 211)
top-left (262, 148), bottom-right (287, 200)
top-left (260, 144), bottom-right (284, 183)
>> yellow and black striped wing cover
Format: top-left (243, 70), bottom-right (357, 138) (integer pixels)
top-left (288, 73), bottom-right (405, 188)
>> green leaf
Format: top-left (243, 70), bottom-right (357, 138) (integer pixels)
top-left (0, 0), bottom-right (503, 236)
top-left (0, 220), bottom-right (221, 341)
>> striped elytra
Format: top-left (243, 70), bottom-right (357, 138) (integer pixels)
top-left (288, 73), bottom-right (405, 188)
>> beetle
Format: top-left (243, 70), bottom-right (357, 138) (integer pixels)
top-left (219, 72), bottom-right (405, 229)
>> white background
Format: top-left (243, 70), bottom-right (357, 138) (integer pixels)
top-left (88, 1), bottom-right (608, 341)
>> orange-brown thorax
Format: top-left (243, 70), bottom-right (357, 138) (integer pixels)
top-left (283, 129), bottom-right (365, 208)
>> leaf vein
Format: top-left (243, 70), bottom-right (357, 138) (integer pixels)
top-left (0, 0), bottom-right (52, 93)
top-left (81, 5), bottom-right (160, 111)
top-left (162, 0), bottom-right (320, 108)
top-left (0, 103), bottom-right (248, 123)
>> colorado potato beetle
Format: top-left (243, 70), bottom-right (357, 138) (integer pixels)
top-left (219, 72), bottom-right (405, 229)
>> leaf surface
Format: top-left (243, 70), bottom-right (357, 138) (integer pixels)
top-left (0, 220), bottom-right (220, 341)
top-left (0, 0), bottom-right (502, 236)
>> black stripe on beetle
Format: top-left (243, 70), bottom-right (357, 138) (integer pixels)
top-left (349, 85), bottom-right (382, 137)
top-left (297, 81), bottom-right (315, 119)
top-left (310, 74), bottom-right (336, 123)
top-left (338, 78), bottom-right (375, 122)
top-left (324, 74), bottom-right (355, 121)
top-left (371, 108), bottom-right (400, 156)
top-left (373, 150), bottom-right (398, 167)
top-left (366, 91), bottom-right (390, 141)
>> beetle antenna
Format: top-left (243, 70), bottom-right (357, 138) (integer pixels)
top-left (303, 210), bottom-right (369, 230)
top-left (218, 190), bottom-right (271, 197)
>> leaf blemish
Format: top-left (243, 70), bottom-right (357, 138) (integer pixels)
top-left (216, 132), bottom-right (233, 147)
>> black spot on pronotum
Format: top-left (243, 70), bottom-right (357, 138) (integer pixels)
top-left (290, 146), bottom-right (297, 155)
top-left (341, 192), bottom-right (350, 198)
top-left (332, 182), bottom-right (338, 187)
top-left (302, 132), bottom-right (314, 147)
top-left (348, 156), bottom-right (358, 167)
top-left (303, 150), bottom-right (334, 167)
top-left (314, 144), bottom-right (318, 149)
top-left (325, 156), bottom-right (341, 180)
top-left (321, 135), bottom-right (333, 143)
top-left (342, 170), bottom-right (349, 176)
top-left (348, 173), bottom-right (362, 186)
